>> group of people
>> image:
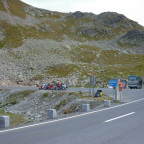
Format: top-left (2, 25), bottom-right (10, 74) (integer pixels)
top-left (40, 82), bottom-right (67, 90)
top-left (47, 82), bottom-right (65, 88)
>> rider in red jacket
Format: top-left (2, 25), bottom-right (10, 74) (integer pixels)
top-left (57, 82), bottom-right (60, 87)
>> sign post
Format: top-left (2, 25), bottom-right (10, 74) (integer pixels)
top-left (89, 72), bottom-right (96, 97)
top-left (92, 74), bottom-right (95, 97)
top-left (89, 74), bottom-right (92, 96)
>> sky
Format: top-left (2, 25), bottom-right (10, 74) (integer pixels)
top-left (21, 0), bottom-right (144, 26)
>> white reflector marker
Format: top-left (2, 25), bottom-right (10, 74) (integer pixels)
top-left (104, 112), bottom-right (135, 123)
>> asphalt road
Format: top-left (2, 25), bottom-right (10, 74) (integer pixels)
top-left (0, 98), bottom-right (144, 144)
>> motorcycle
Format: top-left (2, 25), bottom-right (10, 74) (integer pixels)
top-left (39, 83), bottom-right (48, 90)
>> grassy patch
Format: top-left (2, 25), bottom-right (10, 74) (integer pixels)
top-left (46, 64), bottom-right (79, 77)
top-left (69, 92), bottom-right (78, 96)
top-left (80, 94), bottom-right (113, 102)
top-left (5, 90), bottom-right (35, 106)
top-left (73, 49), bottom-right (144, 84)
top-left (42, 92), bottom-right (49, 98)
top-left (0, 110), bottom-right (26, 127)
top-left (30, 75), bottom-right (44, 81)
top-left (117, 41), bottom-right (134, 48)
top-left (0, 2), bottom-right (6, 12)
top-left (7, 0), bottom-right (26, 18)
top-left (71, 46), bottom-right (98, 63)
top-left (114, 100), bottom-right (120, 103)
top-left (0, 42), bottom-right (4, 48)
top-left (1, 21), bottom-right (23, 48)
top-left (55, 99), bottom-right (67, 111)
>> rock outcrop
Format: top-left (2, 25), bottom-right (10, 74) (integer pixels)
top-left (118, 29), bottom-right (144, 46)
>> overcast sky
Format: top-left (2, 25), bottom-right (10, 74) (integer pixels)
top-left (21, 0), bottom-right (144, 26)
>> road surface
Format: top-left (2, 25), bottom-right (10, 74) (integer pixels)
top-left (0, 98), bottom-right (144, 144)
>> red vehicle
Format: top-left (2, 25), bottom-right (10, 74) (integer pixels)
top-left (39, 83), bottom-right (48, 90)
top-left (48, 84), bottom-right (54, 90)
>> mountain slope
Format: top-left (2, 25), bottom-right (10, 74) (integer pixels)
top-left (0, 0), bottom-right (144, 86)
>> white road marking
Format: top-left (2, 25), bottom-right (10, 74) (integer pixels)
top-left (104, 112), bottom-right (135, 123)
top-left (0, 98), bottom-right (144, 133)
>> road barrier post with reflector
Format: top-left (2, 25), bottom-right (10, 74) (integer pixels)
top-left (109, 79), bottom-right (123, 102)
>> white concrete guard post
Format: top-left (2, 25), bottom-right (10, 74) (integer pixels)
top-left (82, 104), bottom-right (90, 112)
top-left (0, 116), bottom-right (10, 129)
top-left (115, 86), bottom-right (120, 101)
top-left (48, 109), bottom-right (57, 119)
top-left (104, 100), bottom-right (111, 107)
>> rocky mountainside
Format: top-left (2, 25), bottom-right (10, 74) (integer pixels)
top-left (0, 0), bottom-right (144, 86)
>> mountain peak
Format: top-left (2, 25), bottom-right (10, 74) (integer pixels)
top-left (95, 12), bottom-right (138, 28)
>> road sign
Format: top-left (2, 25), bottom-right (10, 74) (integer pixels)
top-left (109, 79), bottom-right (118, 87)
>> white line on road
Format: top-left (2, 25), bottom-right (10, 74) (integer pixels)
top-left (0, 98), bottom-right (144, 133)
top-left (104, 112), bottom-right (135, 123)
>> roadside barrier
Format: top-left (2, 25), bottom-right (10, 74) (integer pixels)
top-left (0, 116), bottom-right (9, 129)
top-left (48, 109), bottom-right (57, 119)
top-left (82, 104), bottom-right (90, 112)
top-left (104, 100), bottom-right (111, 107)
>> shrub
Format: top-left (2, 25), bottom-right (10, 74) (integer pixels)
top-left (55, 99), bottom-right (67, 111)
top-left (10, 100), bottom-right (18, 105)
top-left (42, 93), bottom-right (49, 98)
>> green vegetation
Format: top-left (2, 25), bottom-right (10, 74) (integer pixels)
top-left (0, 110), bottom-right (26, 127)
top-left (7, 0), bottom-right (26, 18)
top-left (46, 64), bottom-right (79, 77)
top-left (30, 75), bottom-right (44, 81)
top-left (0, 42), bottom-right (4, 49)
top-left (69, 92), bottom-right (78, 96)
top-left (71, 45), bottom-right (99, 63)
top-left (55, 99), bottom-right (67, 111)
top-left (70, 45), bottom-right (144, 84)
top-left (5, 90), bottom-right (35, 106)
top-left (0, 2), bottom-right (6, 12)
top-left (117, 41), bottom-right (135, 48)
top-left (1, 21), bottom-right (23, 48)
top-left (42, 92), bottom-right (49, 98)
top-left (114, 100), bottom-right (120, 103)
top-left (68, 92), bottom-right (112, 102)
top-left (80, 95), bottom-right (113, 102)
